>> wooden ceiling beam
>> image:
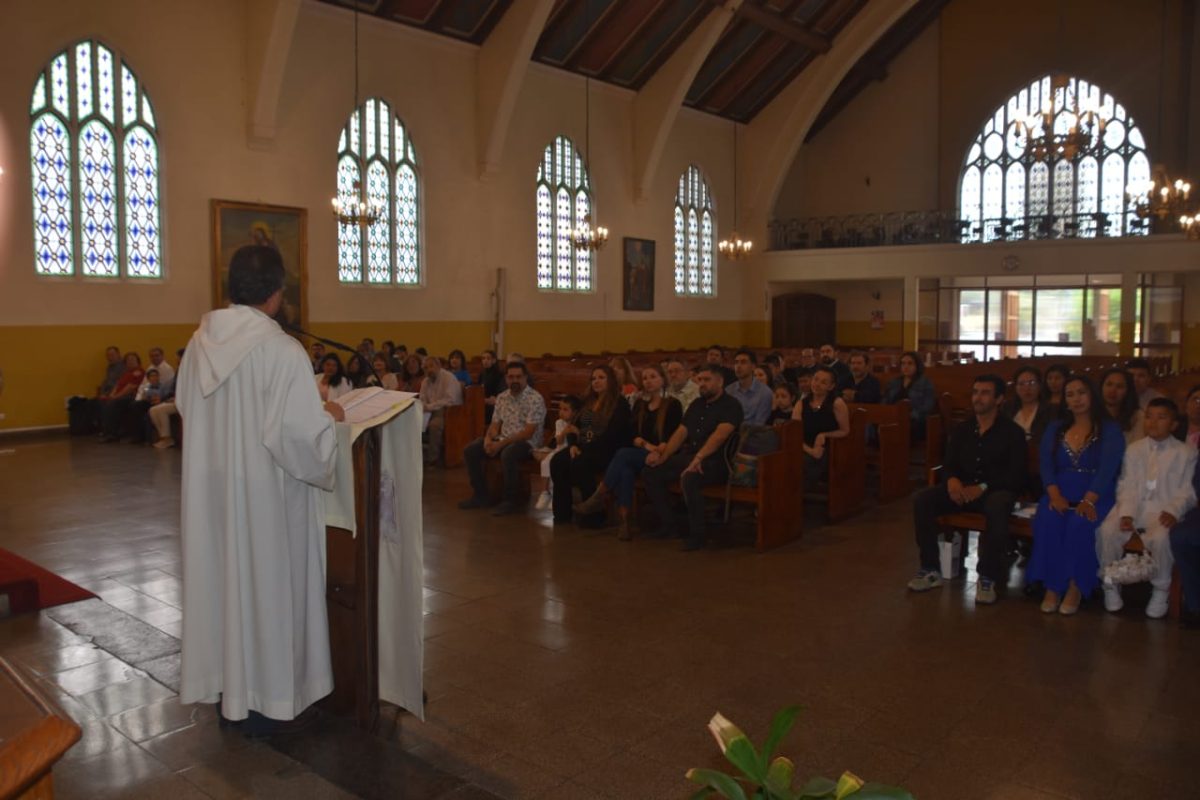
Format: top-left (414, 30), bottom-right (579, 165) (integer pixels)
top-left (563, 0), bottom-right (626, 70)
top-left (594, 0), bottom-right (673, 76)
top-left (713, 0), bottom-right (831, 53)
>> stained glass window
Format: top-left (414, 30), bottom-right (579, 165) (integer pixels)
top-left (29, 40), bottom-right (162, 278)
top-left (335, 98), bottom-right (422, 285)
top-left (958, 74), bottom-right (1148, 241)
top-left (535, 136), bottom-right (593, 292)
top-left (674, 165), bottom-right (715, 296)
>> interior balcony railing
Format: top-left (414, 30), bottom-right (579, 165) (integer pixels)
top-left (768, 210), bottom-right (1152, 251)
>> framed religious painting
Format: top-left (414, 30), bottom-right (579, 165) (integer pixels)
top-left (211, 200), bottom-right (308, 330)
top-left (622, 237), bottom-right (655, 311)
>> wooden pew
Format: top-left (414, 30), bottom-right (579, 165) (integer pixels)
top-left (853, 400), bottom-right (911, 503)
top-left (442, 384), bottom-right (483, 468)
top-left (825, 407), bottom-right (868, 521)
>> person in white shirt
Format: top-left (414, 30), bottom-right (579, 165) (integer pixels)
top-left (315, 354), bottom-right (352, 402)
top-left (664, 360), bottom-right (699, 413)
top-left (418, 355), bottom-right (463, 465)
top-left (1097, 398), bottom-right (1198, 618)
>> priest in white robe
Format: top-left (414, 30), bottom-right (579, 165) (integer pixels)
top-left (176, 244), bottom-right (345, 729)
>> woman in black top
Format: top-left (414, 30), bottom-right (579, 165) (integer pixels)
top-left (477, 350), bottom-right (506, 423)
top-left (574, 365), bottom-right (682, 538)
top-left (1044, 363), bottom-right (1071, 409)
top-left (549, 365), bottom-right (632, 525)
top-left (792, 366), bottom-right (850, 490)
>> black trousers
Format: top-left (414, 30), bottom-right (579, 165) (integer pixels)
top-left (549, 447), bottom-right (609, 522)
top-left (100, 396), bottom-right (135, 438)
top-left (463, 438), bottom-right (533, 502)
top-left (641, 453), bottom-right (728, 545)
top-left (913, 484), bottom-right (1018, 582)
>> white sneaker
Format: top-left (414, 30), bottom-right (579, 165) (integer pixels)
top-left (1146, 588), bottom-right (1170, 619)
top-left (1103, 584), bottom-right (1124, 613)
top-left (534, 491), bottom-right (552, 510)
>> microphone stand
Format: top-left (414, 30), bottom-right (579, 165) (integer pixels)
top-left (283, 322), bottom-right (381, 387)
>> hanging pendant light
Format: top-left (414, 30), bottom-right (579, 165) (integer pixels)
top-left (331, 0), bottom-right (383, 228)
top-left (570, 75), bottom-right (608, 252)
top-left (718, 122), bottom-right (752, 260)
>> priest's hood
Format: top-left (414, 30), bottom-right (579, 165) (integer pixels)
top-left (190, 305), bottom-right (285, 398)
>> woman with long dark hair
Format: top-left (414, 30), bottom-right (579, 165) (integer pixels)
top-left (549, 365), bottom-right (632, 525)
top-left (399, 354), bottom-right (424, 393)
top-left (1044, 363), bottom-right (1071, 408)
top-left (1027, 375), bottom-right (1124, 615)
top-left (792, 365), bottom-right (850, 491)
top-left (1007, 366), bottom-right (1052, 445)
top-left (1099, 367), bottom-right (1143, 446)
top-left (315, 354), bottom-right (351, 402)
top-left (447, 349), bottom-right (472, 385)
top-left (883, 350), bottom-right (936, 439)
top-left (573, 364), bottom-right (682, 539)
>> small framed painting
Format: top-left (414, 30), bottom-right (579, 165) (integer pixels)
top-left (622, 237), bottom-right (655, 311)
top-left (211, 200), bottom-right (307, 329)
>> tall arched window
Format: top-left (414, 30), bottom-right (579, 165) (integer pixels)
top-left (30, 40), bottom-right (161, 278)
top-left (535, 136), bottom-right (593, 292)
top-left (336, 97), bottom-right (421, 285)
top-left (674, 165), bottom-right (715, 296)
top-left (959, 74), bottom-right (1149, 242)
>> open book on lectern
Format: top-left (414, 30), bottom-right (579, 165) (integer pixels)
top-left (336, 387), bottom-right (417, 434)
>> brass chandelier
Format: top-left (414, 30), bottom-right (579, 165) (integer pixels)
top-left (1015, 73), bottom-right (1105, 162)
top-left (330, 1), bottom-right (383, 229)
top-left (570, 76), bottom-right (608, 252)
top-left (718, 122), bottom-right (752, 260)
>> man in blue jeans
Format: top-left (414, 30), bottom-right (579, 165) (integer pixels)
top-left (459, 362), bottom-right (546, 515)
top-left (641, 365), bottom-right (743, 551)
top-left (1170, 394), bottom-right (1200, 628)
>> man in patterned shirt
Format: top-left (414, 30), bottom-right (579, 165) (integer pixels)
top-left (459, 361), bottom-right (547, 515)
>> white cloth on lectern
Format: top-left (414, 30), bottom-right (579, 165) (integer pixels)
top-left (176, 304), bottom-right (337, 722)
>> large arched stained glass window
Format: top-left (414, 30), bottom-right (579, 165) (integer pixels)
top-left (958, 74), bottom-right (1149, 242)
top-left (536, 136), bottom-right (593, 292)
top-left (674, 165), bottom-right (715, 296)
top-left (336, 98), bottom-right (421, 285)
top-left (29, 40), bottom-right (161, 278)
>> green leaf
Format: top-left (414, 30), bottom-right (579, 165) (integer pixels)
top-left (724, 736), bottom-right (764, 782)
top-left (845, 785), bottom-right (914, 800)
top-left (797, 776), bottom-right (837, 798)
top-left (760, 706), bottom-right (801, 770)
top-left (835, 772), bottom-right (865, 800)
top-left (689, 789), bottom-right (715, 800)
top-left (686, 768), bottom-right (750, 800)
top-left (764, 757), bottom-right (797, 800)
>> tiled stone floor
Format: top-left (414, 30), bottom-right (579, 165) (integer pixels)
top-left (1, 432), bottom-right (1199, 799)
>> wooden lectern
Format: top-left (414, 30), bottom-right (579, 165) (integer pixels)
top-left (322, 426), bottom-right (382, 731)
top-left (0, 657), bottom-right (81, 799)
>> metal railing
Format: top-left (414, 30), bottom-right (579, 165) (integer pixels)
top-left (768, 210), bottom-right (1151, 251)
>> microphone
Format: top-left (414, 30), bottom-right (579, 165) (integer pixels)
top-left (282, 322), bottom-right (380, 385)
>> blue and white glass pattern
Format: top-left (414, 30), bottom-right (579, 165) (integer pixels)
top-left (78, 119), bottom-right (118, 277)
top-left (674, 165), bottom-right (714, 296)
top-left (123, 126), bottom-right (160, 278)
top-left (535, 136), bottom-right (594, 291)
top-left (31, 113), bottom-right (73, 275)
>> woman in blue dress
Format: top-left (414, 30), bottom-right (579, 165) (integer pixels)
top-left (1028, 375), bottom-right (1124, 615)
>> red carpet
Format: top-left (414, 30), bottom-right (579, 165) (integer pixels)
top-left (0, 548), bottom-right (96, 612)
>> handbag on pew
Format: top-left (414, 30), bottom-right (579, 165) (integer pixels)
top-left (729, 425), bottom-right (781, 488)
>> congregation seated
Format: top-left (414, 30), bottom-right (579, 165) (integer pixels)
top-left (1099, 398), bottom-right (1197, 618)
top-left (640, 365), bottom-right (742, 551)
top-left (664, 359), bottom-right (699, 412)
top-left (1007, 365), bottom-right (1053, 446)
top-left (398, 354), bottom-right (424, 392)
top-left (1127, 357), bottom-right (1163, 408)
top-left (1170, 385), bottom-right (1200, 627)
top-left (97, 352), bottom-right (146, 442)
top-left (124, 351), bottom-right (177, 445)
top-left (447, 349), bottom-right (472, 385)
top-left (753, 363), bottom-right (778, 390)
top-left (371, 355), bottom-right (399, 390)
top-left (1044, 363), bottom-right (1070, 409)
top-left (884, 350), bottom-right (936, 439)
top-left (573, 364), bottom-right (682, 540)
top-left (418, 355), bottom-right (463, 466)
top-left (1099, 367), bottom-right (1144, 446)
top-left (842, 351), bottom-right (881, 403)
top-left (793, 366), bottom-right (850, 491)
top-left (532, 396), bottom-right (581, 511)
top-left (704, 345), bottom-right (736, 387)
top-left (908, 374), bottom-right (1027, 604)
top-left (345, 354), bottom-right (370, 388)
top-left (309, 342), bottom-right (325, 373)
top-left (768, 383), bottom-right (797, 425)
top-left (477, 349), bottom-right (506, 423)
top-left (727, 349), bottom-right (772, 425)
top-left (818, 343), bottom-right (852, 392)
top-left (315, 354), bottom-right (352, 402)
top-left (1028, 375), bottom-right (1124, 615)
top-left (549, 365), bottom-right (632, 526)
top-left (609, 356), bottom-right (638, 401)
top-left (1181, 385), bottom-right (1200, 448)
top-left (459, 361), bottom-right (546, 514)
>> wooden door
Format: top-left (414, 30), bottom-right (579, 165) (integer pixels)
top-left (771, 292), bottom-right (835, 347)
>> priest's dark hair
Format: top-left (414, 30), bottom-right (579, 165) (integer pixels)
top-left (227, 245), bottom-right (285, 306)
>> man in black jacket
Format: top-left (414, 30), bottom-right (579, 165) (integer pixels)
top-left (908, 374), bottom-right (1027, 604)
top-left (842, 351), bottom-right (881, 404)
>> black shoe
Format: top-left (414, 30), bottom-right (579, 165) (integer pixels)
top-left (239, 706), bottom-right (320, 739)
top-left (491, 501), bottom-right (521, 516)
top-left (457, 495), bottom-right (490, 510)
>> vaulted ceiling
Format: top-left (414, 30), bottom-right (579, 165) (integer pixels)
top-left (318, 0), bottom-right (939, 125)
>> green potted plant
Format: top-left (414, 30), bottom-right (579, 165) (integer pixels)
top-left (686, 706), bottom-right (914, 800)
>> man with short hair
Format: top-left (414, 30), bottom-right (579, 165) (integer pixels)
top-left (418, 355), bottom-right (464, 465)
top-left (819, 343), bottom-right (851, 392)
top-left (705, 345), bottom-right (736, 387)
top-left (908, 374), bottom-right (1027, 604)
top-left (460, 362), bottom-right (547, 514)
top-left (799, 348), bottom-right (816, 369)
top-left (98, 346), bottom-right (124, 395)
top-left (641, 365), bottom-right (744, 550)
top-left (727, 349), bottom-right (773, 425)
top-left (1126, 358), bottom-right (1163, 408)
top-left (665, 360), bottom-right (699, 413)
top-left (842, 351), bottom-right (881, 403)
top-left (478, 350), bottom-right (506, 423)
top-left (309, 342), bottom-right (325, 373)
top-left (177, 244), bottom-right (344, 734)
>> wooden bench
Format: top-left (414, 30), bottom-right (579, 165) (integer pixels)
top-left (821, 407), bottom-right (868, 522)
top-left (443, 384), bottom-right (484, 468)
top-left (853, 400), bottom-right (911, 503)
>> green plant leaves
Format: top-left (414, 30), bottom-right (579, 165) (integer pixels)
top-left (760, 705), bottom-right (800, 771)
top-left (797, 776), bottom-right (838, 798)
top-left (686, 768), bottom-right (750, 800)
top-left (724, 736), bottom-right (764, 783)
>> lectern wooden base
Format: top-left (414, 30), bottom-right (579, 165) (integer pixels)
top-left (322, 426), bottom-right (381, 731)
top-left (0, 657), bottom-right (81, 799)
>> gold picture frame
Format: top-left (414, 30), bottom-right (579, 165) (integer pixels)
top-left (210, 199), bottom-right (308, 330)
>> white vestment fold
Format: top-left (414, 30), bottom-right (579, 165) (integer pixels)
top-left (176, 305), bottom-right (338, 721)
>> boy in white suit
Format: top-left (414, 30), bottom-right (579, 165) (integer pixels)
top-left (1098, 398), bottom-right (1198, 618)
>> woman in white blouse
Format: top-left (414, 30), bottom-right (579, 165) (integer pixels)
top-left (315, 354), bottom-right (351, 402)
top-left (371, 355), bottom-right (399, 390)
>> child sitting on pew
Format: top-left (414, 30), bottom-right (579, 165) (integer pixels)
top-left (768, 383), bottom-right (797, 426)
top-left (532, 396), bottom-right (582, 511)
top-left (1097, 398), bottom-right (1198, 618)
